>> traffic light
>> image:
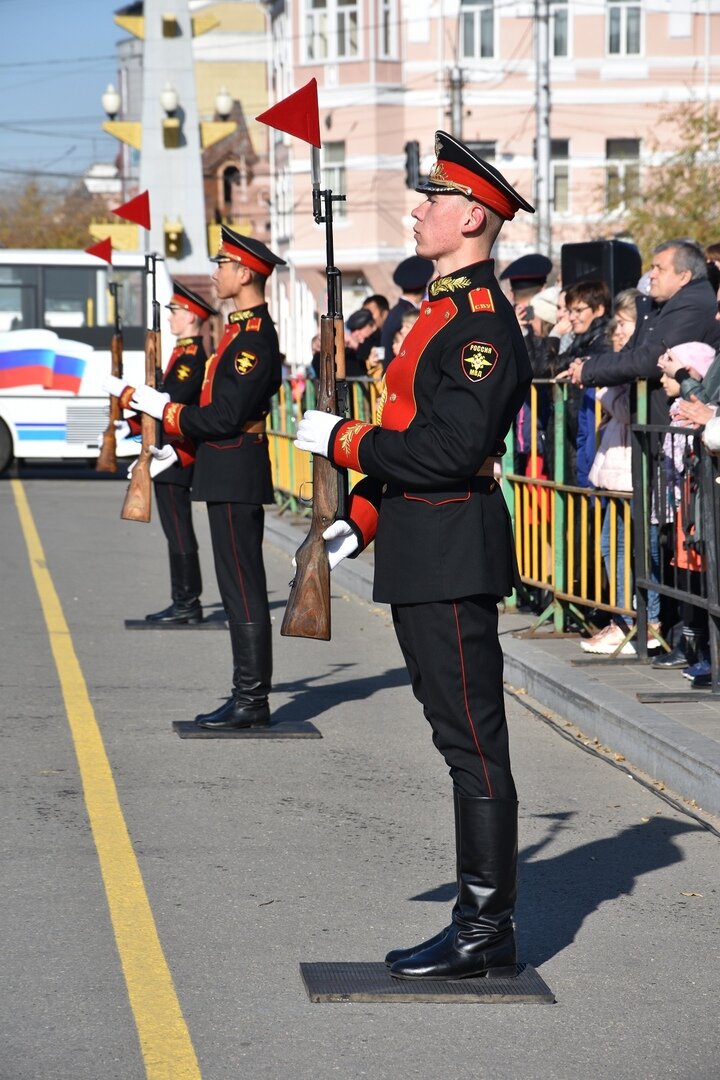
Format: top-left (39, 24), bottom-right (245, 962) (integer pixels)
top-left (404, 140), bottom-right (420, 188)
top-left (164, 220), bottom-right (183, 258)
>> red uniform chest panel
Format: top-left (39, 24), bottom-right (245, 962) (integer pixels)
top-left (382, 298), bottom-right (457, 430)
top-left (165, 346), bottom-right (183, 378)
top-left (199, 324), bottom-right (240, 406)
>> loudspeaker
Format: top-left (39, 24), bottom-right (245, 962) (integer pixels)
top-left (560, 239), bottom-right (642, 301)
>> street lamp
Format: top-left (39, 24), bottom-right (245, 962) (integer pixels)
top-left (160, 83), bottom-right (179, 117)
top-left (215, 87), bottom-right (233, 121)
top-left (101, 84), bottom-right (121, 120)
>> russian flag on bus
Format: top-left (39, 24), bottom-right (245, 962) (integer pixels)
top-left (0, 330), bottom-right (89, 393)
top-left (0, 330), bottom-right (56, 389)
top-left (50, 340), bottom-right (92, 393)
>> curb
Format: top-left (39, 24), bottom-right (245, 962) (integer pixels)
top-left (264, 507), bottom-right (720, 817)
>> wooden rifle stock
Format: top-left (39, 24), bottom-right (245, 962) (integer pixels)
top-left (96, 330), bottom-right (123, 472)
top-left (280, 315), bottom-right (347, 640)
top-left (120, 327), bottom-right (159, 522)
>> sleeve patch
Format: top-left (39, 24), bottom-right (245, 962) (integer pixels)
top-left (461, 341), bottom-right (499, 382)
top-left (175, 363), bottom-right (193, 381)
top-left (333, 419), bottom-right (373, 471)
top-left (164, 401), bottom-right (185, 436)
top-left (468, 287), bottom-right (495, 313)
top-left (235, 351), bottom-right (258, 376)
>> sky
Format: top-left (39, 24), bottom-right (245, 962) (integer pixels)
top-left (0, 0), bottom-right (124, 187)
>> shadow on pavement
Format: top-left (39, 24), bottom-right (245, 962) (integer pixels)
top-left (408, 814), bottom-right (702, 966)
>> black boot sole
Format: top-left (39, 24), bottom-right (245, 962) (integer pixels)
top-left (389, 963), bottom-right (518, 981)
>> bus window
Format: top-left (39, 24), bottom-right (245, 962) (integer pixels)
top-left (111, 268), bottom-right (144, 330)
top-left (0, 265), bottom-right (38, 331)
top-left (44, 267), bottom-right (97, 330)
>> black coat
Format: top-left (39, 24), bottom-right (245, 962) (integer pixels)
top-left (163, 304), bottom-right (281, 504)
top-left (329, 259), bottom-right (532, 604)
top-left (127, 335), bottom-right (206, 489)
top-left (155, 336), bottom-right (206, 488)
top-left (580, 277), bottom-right (720, 424)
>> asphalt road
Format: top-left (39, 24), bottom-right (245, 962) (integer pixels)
top-left (1, 466), bottom-right (718, 1080)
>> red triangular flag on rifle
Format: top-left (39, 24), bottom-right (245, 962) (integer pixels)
top-left (112, 190), bottom-right (151, 230)
top-left (256, 78), bottom-right (321, 149)
top-left (85, 237), bottom-right (113, 264)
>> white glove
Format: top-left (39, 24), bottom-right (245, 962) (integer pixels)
top-left (294, 409), bottom-right (342, 458)
top-left (114, 419), bottom-right (131, 440)
top-left (130, 383), bottom-right (171, 420)
top-left (102, 374), bottom-right (131, 398)
top-left (702, 416), bottom-right (720, 452)
top-left (126, 444), bottom-right (178, 480)
top-left (322, 519), bottom-right (359, 570)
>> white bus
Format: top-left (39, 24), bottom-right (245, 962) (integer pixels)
top-left (0, 249), bottom-right (172, 473)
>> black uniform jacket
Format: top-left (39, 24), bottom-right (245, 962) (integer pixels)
top-left (162, 304), bottom-right (280, 504)
top-left (128, 335), bottom-right (206, 488)
top-left (327, 259), bottom-right (532, 605)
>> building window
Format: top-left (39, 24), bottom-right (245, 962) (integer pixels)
top-left (551, 0), bottom-right (569, 58)
top-left (607, 1), bottom-right (641, 56)
top-left (379, 0), bottom-right (397, 59)
top-left (606, 138), bottom-right (641, 210)
top-left (551, 139), bottom-right (569, 213)
top-left (323, 141), bottom-right (347, 217)
top-left (461, 0), bottom-right (494, 60)
top-left (305, 0), bottom-right (359, 62)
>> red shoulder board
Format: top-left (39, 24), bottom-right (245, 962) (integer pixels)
top-left (468, 288), bottom-right (495, 313)
top-left (183, 343), bottom-right (198, 355)
top-left (246, 317), bottom-right (262, 332)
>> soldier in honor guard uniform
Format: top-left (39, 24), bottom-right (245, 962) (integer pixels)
top-left (106, 226), bottom-right (285, 729)
top-left (122, 281), bottom-right (216, 625)
top-left (295, 132), bottom-right (534, 980)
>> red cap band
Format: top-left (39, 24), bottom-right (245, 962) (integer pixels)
top-left (428, 161), bottom-right (517, 220)
top-left (170, 292), bottom-right (209, 320)
top-left (218, 239), bottom-right (274, 276)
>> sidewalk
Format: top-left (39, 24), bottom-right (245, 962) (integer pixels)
top-left (265, 505), bottom-right (720, 818)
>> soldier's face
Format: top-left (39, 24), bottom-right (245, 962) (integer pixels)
top-left (411, 194), bottom-right (467, 262)
top-left (212, 257), bottom-right (243, 300)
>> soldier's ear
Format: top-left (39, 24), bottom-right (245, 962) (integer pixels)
top-left (461, 201), bottom-right (486, 237)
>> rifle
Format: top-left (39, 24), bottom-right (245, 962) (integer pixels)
top-left (281, 148), bottom-right (348, 640)
top-left (120, 253), bottom-right (163, 522)
top-left (96, 282), bottom-right (123, 473)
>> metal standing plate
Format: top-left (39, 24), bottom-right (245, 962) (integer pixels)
top-left (172, 720), bottom-right (322, 739)
top-left (299, 962), bottom-right (555, 1004)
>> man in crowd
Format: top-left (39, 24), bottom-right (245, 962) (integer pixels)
top-left (567, 240), bottom-right (720, 423)
top-left (294, 131), bottom-right (534, 981)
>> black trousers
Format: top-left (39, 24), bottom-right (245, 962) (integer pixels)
top-left (206, 501), bottom-right (270, 625)
top-left (154, 482), bottom-right (198, 556)
top-left (392, 596), bottom-right (516, 800)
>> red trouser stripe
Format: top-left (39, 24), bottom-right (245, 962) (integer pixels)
top-left (452, 601), bottom-right (493, 797)
top-left (226, 503), bottom-right (251, 622)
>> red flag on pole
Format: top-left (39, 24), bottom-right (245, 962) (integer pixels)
top-left (256, 79), bottom-right (321, 149)
top-left (112, 190), bottom-right (151, 230)
top-left (85, 237), bottom-right (113, 264)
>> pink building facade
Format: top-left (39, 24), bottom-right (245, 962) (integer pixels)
top-left (260, 0), bottom-right (720, 367)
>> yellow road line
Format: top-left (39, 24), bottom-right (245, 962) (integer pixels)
top-left (11, 480), bottom-right (201, 1080)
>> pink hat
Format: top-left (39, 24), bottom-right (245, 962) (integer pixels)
top-left (667, 341), bottom-right (717, 379)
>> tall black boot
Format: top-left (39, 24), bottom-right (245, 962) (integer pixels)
top-left (196, 621), bottom-right (272, 729)
top-left (390, 796), bottom-right (518, 981)
top-left (145, 553), bottom-right (203, 624)
top-left (385, 789), bottom-right (460, 967)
